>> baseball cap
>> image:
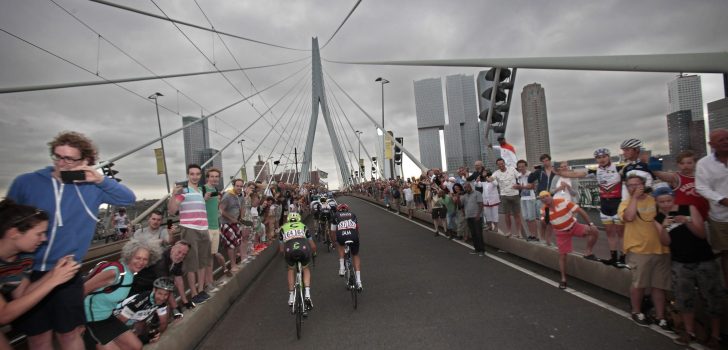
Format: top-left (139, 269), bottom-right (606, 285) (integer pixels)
top-left (651, 185), bottom-right (674, 198)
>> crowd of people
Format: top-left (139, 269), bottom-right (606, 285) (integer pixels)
top-left (0, 130), bottom-right (330, 349)
top-left (348, 130), bottom-right (728, 349)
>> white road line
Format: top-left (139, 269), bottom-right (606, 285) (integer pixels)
top-left (350, 196), bottom-right (699, 348)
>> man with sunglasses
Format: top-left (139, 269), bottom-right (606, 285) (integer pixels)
top-left (7, 131), bottom-right (135, 350)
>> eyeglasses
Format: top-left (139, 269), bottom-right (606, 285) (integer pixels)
top-left (626, 183), bottom-right (644, 188)
top-left (51, 153), bottom-right (84, 163)
top-left (11, 209), bottom-right (45, 226)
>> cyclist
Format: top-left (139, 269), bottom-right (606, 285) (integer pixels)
top-left (332, 204), bottom-right (362, 291)
top-left (279, 212), bottom-right (316, 309)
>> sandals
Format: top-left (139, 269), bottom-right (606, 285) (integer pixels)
top-left (558, 281), bottom-right (567, 290)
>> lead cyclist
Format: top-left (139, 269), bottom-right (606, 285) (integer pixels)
top-left (331, 204), bottom-right (362, 291)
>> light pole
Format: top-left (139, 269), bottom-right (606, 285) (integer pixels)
top-left (375, 77), bottom-right (389, 179)
top-left (148, 92), bottom-right (170, 193)
top-left (355, 130), bottom-right (363, 180)
top-left (237, 139), bottom-right (246, 181)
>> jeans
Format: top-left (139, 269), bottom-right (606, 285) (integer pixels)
top-left (467, 217), bottom-right (484, 252)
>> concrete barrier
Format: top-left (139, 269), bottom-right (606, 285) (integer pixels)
top-left (146, 241), bottom-right (279, 350)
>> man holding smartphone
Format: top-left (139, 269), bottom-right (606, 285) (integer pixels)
top-left (7, 131), bottom-right (136, 350)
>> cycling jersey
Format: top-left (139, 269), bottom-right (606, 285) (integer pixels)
top-left (113, 291), bottom-right (167, 327)
top-left (279, 222), bottom-right (312, 267)
top-left (332, 211), bottom-right (360, 255)
top-left (587, 163), bottom-right (623, 199)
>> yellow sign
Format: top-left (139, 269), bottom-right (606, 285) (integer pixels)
top-left (154, 148), bottom-right (166, 175)
top-left (385, 134), bottom-right (393, 160)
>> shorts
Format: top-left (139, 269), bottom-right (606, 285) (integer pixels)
top-left (209, 228), bottom-right (221, 254)
top-left (84, 316), bottom-right (129, 346)
top-left (220, 223), bottom-right (242, 249)
top-left (600, 198), bottom-right (622, 225)
top-left (483, 206), bottom-right (499, 223)
top-left (406, 200), bottom-right (415, 209)
top-left (520, 199), bottom-right (539, 221)
top-left (283, 238), bottom-right (312, 267)
top-left (336, 230), bottom-right (360, 255)
top-left (13, 272), bottom-right (85, 335)
top-left (499, 195), bottom-right (521, 215)
top-left (671, 260), bottom-right (726, 315)
top-left (180, 226), bottom-right (211, 273)
top-left (431, 207), bottom-right (446, 219)
top-left (708, 219), bottom-right (728, 251)
top-left (626, 253), bottom-right (671, 290)
top-left (555, 223), bottom-right (588, 254)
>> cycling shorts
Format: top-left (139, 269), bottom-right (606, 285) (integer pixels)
top-left (283, 238), bottom-right (312, 268)
top-left (336, 230), bottom-right (360, 255)
top-left (599, 198), bottom-right (622, 225)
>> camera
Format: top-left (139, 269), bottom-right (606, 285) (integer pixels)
top-left (175, 181), bottom-right (188, 188)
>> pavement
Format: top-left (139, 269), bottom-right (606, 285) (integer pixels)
top-left (196, 196), bottom-right (684, 350)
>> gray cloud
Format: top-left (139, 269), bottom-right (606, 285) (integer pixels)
top-left (1, 0), bottom-right (727, 198)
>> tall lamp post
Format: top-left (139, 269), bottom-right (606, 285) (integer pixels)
top-left (375, 77), bottom-right (389, 179)
top-left (148, 92), bottom-right (170, 193)
top-left (355, 130), bottom-right (363, 180)
top-left (237, 139), bottom-right (246, 181)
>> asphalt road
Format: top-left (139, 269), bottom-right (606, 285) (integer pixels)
top-left (196, 196), bottom-right (680, 350)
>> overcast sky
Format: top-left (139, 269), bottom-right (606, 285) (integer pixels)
top-left (1, 0), bottom-right (727, 199)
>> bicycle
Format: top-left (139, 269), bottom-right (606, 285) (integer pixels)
top-left (319, 217), bottom-right (333, 252)
top-left (291, 261), bottom-right (309, 339)
top-left (343, 240), bottom-right (359, 309)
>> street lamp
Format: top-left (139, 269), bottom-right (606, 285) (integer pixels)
top-left (237, 139), bottom-right (246, 181)
top-left (375, 77), bottom-right (389, 179)
top-left (148, 92), bottom-right (170, 193)
top-left (355, 130), bottom-right (363, 179)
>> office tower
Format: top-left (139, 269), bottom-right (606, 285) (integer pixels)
top-left (520, 83), bottom-right (551, 168)
top-left (666, 110), bottom-right (707, 159)
top-left (253, 155), bottom-right (270, 182)
top-left (668, 75), bottom-right (704, 121)
top-left (444, 74), bottom-right (480, 171)
top-left (413, 78), bottom-right (446, 170)
top-left (182, 116), bottom-right (210, 168)
top-left (708, 98), bottom-right (728, 132)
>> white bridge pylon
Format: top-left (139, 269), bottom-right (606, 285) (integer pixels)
top-left (299, 37), bottom-right (353, 187)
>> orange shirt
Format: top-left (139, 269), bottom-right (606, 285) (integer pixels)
top-left (541, 198), bottom-right (577, 231)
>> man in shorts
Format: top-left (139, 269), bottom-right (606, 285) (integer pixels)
top-left (220, 179), bottom-right (244, 274)
top-left (332, 204), bottom-right (363, 290)
top-left (403, 183), bottom-right (415, 219)
top-left (279, 212), bottom-right (316, 309)
top-left (538, 191), bottom-right (598, 289)
top-left (490, 158), bottom-right (524, 238)
top-left (515, 160), bottom-right (538, 241)
top-left (203, 168), bottom-right (226, 294)
top-left (168, 164), bottom-right (211, 305)
top-left (619, 175), bottom-right (671, 327)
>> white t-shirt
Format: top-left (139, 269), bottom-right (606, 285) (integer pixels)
top-left (492, 167), bottom-right (520, 197)
top-left (403, 188), bottom-right (414, 201)
top-left (517, 171), bottom-right (535, 200)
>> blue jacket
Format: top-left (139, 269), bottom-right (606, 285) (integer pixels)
top-left (7, 166), bottom-right (136, 271)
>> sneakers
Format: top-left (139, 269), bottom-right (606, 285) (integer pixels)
top-left (288, 292), bottom-right (295, 306)
top-left (656, 319), bottom-right (673, 332)
top-left (191, 292), bottom-right (210, 304)
top-left (631, 313), bottom-right (650, 327)
top-left (478, 252), bottom-right (485, 257)
top-left (338, 267), bottom-right (345, 277)
top-left (173, 308), bottom-right (184, 320)
top-left (304, 297), bottom-right (314, 310)
top-left (469, 251), bottom-right (478, 255)
top-left (183, 301), bottom-right (196, 310)
top-left (205, 285), bottom-right (220, 294)
top-left (526, 236), bottom-right (539, 242)
top-left (355, 281), bottom-right (363, 292)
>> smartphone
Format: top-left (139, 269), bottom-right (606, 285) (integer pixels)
top-left (60, 170), bottom-right (86, 184)
top-left (175, 181), bottom-right (188, 188)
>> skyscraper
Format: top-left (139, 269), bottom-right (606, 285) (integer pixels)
top-left (708, 98), bottom-right (728, 132)
top-left (668, 75), bottom-right (704, 121)
top-left (413, 78), bottom-right (446, 170)
top-left (443, 74), bottom-right (480, 171)
top-left (182, 116), bottom-right (210, 167)
top-left (520, 83), bottom-right (551, 168)
top-left (666, 110), bottom-right (692, 156)
top-left (253, 155), bottom-right (270, 182)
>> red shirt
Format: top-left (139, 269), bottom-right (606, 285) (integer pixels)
top-left (674, 173), bottom-right (709, 220)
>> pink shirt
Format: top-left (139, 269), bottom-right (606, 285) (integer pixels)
top-left (175, 187), bottom-right (208, 230)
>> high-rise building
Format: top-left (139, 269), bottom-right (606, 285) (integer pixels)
top-left (668, 75), bottom-right (704, 121)
top-left (253, 155), bottom-right (270, 182)
top-left (708, 97), bottom-right (728, 132)
top-left (443, 74), bottom-right (480, 171)
top-left (413, 78), bottom-right (446, 170)
top-left (666, 110), bottom-right (707, 159)
top-left (182, 116), bottom-right (210, 168)
top-left (520, 83), bottom-right (551, 168)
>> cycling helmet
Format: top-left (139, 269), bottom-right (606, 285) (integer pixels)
top-left (153, 277), bottom-right (175, 291)
top-left (336, 204), bottom-right (349, 212)
top-left (593, 148), bottom-right (610, 158)
top-left (287, 212), bottom-right (301, 222)
top-left (319, 196), bottom-right (327, 203)
top-left (620, 138), bottom-right (642, 149)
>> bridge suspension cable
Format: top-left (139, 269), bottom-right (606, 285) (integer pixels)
top-left (320, 0), bottom-right (362, 50)
top-left (89, 0), bottom-right (309, 52)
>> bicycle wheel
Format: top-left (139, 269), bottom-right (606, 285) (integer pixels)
top-left (349, 262), bottom-right (357, 309)
top-left (295, 291), bottom-right (302, 339)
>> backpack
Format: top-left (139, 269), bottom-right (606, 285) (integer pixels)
top-left (84, 261), bottom-right (130, 294)
top-left (392, 188), bottom-right (400, 199)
